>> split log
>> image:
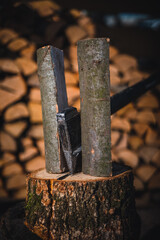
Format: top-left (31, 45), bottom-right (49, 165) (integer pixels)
top-left (0, 59), bottom-right (20, 73)
top-left (28, 102), bottom-right (43, 123)
top-left (19, 146), bottom-right (38, 162)
top-left (15, 57), bottom-right (37, 76)
top-left (0, 28), bottom-right (18, 44)
top-left (27, 125), bottom-right (44, 139)
top-left (112, 54), bottom-right (137, 72)
top-left (7, 38), bottom-right (28, 52)
top-left (25, 156), bottom-right (45, 172)
top-left (2, 163), bottom-right (23, 177)
top-left (37, 45), bottom-right (68, 173)
top-left (136, 165), bottom-right (156, 183)
top-left (25, 163), bottom-right (140, 240)
top-left (21, 137), bottom-right (33, 148)
top-left (78, 38), bottom-right (111, 177)
top-left (29, 88), bottom-right (41, 102)
top-left (20, 43), bottom-right (36, 59)
top-left (65, 25), bottom-right (87, 44)
top-left (4, 121), bottom-right (27, 137)
top-left (0, 75), bottom-right (27, 111)
top-left (4, 103), bottom-right (29, 122)
top-left (111, 117), bottom-right (131, 132)
top-left (69, 45), bottom-right (78, 72)
top-left (0, 131), bottom-right (17, 152)
top-left (136, 93), bottom-right (159, 109)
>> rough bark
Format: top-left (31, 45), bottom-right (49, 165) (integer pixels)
top-left (37, 45), bottom-right (68, 173)
top-left (25, 163), bottom-right (140, 240)
top-left (77, 38), bottom-right (111, 177)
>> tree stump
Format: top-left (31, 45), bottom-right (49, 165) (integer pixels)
top-left (25, 163), bottom-right (140, 240)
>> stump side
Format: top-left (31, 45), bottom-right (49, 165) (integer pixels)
top-left (25, 167), bottom-right (140, 240)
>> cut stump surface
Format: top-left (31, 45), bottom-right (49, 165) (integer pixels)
top-left (25, 163), bottom-right (140, 240)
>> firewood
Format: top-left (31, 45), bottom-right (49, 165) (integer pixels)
top-left (36, 139), bottom-right (45, 157)
top-left (124, 108), bottom-right (138, 120)
top-left (29, 88), bottom-right (41, 102)
top-left (112, 54), bottom-right (137, 72)
top-left (121, 70), bottom-right (144, 84)
top-left (0, 153), bottom-right (15, 168)
top-left (72, 98), bottom-right (80, 111)
top-left (69, 45), bottom-right (78, 72)
top-left (4, 121), bottom-right (27, 137)
top-left (70, 9), bottom-right (82, 18)
top-left (7, 38), bottom-right (28, 52)
top-left (0, 75), bottom-right (27, 111)
top-left (136, 165), bottom-right (156, 182)
top-left (28, 102), bottom-right (43, 123)
top-left (13, 187), bottom-right (26, 199)
top-left (116, 149), bottom-right (139, 168)
top-left (78, 38), bottom-right (111, 176)
top-left (110, 65), bottom-right (121, 86)
top-left (109, 45), bottom-right (119, 60)
top-left (111, 149), bottom-right (118, 162)
top-left (111, 117), bottom-right (131, 132)
top-left (134, 176), bottom-right (144, 191)
top-left (4, 103), bottom-right (29, 122)
top-left (25, 156), bottom-right (45, 172)
top-left (138, 146), bottom-right (159, 163)
top-left (28, 73), bottom-right (40, 87)
top-left (15, 57), bottom-right (37, 76)
top-left (145, 127), bottom-right (158, 145)
top-left (133, 123), bottom-right (148, 136)
top-left (0, 28), bottom-right (18, 44)
top-left (66, 86), bottom-right (80, 106)
top-left (28, 1), bottom-right (60, 17)
top-left (152, 150), bottom-right (160, 167)
top-left (148, 173), bottom-right (160, 189)
top-left (136, 93), bottom-right (159, 109)
top-left (128, 136), bottom-right (143, 150)
top-left (65, 25), bottom-right (87, 44)
top-left (116, 103), bottom-right (134, 117)
top-left (20, 43), bottom-right (36, 59)
top-left (128, 78), bottom-right (142, 87)
top-left (65, 71), bottom-right (79, 86)
top-left (6, 174), bottom-right (26, 190)
top-left (19, 146), bottom-right (38, 162)
top-left (136, 110), bottom-right (156, 124)
top-left (0, 131), bottom-right (17, 152)
top-left (116, 133), bottom-right (128, 151)
top-left (21, 137), bottom-right (33, 148)
top-left (25, 165), bottom-right (140, 240)
top-left (111, 130), bottom-right (121, 147)
top-left (2, 163), bottom-right (23, 177)
top-left (80, 21), bottom-right (95, 37)
top-left (27, 124), bottom-right (44, 139)
top-left (0, 59), bottom-right (20, 73)
top-left (64, 57), bottom-right (70, 70)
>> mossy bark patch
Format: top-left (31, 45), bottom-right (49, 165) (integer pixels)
top-left (25, 177), bottom-right (51, 240)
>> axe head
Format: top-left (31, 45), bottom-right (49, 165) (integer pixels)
top-left (57, 107), bottom-right (81, 174)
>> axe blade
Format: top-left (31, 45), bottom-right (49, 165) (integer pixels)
top-left (57, 107), bottom-right (82, 174)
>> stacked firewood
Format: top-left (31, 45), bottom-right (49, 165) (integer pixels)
top-left (0, 2), bottom-right (160, 203)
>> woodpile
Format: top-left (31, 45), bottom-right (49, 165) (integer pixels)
top-left (0, 1), bottom-right (160, 206)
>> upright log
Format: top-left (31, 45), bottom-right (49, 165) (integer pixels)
top-left (37, 46), bottom-right (68, 173)
top-left (78, 38), bottom-right (111, 177)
